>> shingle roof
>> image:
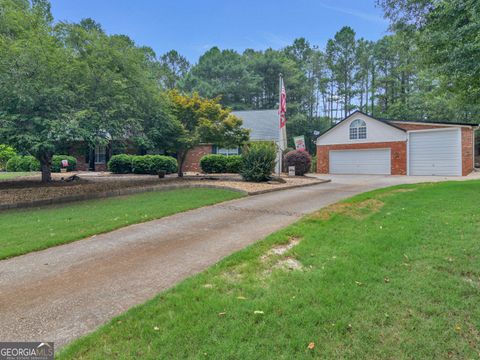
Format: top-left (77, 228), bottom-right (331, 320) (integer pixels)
top-left (232, 110), bottom-right (278, 141)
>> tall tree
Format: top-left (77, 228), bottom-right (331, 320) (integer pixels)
top-left (159, 50), bottom-right (190, 90)
top-left (326, 27), bottom-right (358, 119)
top-left (0, 0), bottom-right (75, 182)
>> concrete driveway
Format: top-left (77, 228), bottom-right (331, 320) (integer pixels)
top-left (0, 173), bottom-right (478, 347)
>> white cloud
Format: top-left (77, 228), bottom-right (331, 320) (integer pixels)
top-left (318, 2), bottom-right (388, 24)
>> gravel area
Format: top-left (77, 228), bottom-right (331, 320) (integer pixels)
top-left (0, 172), bottom-right (327, 207)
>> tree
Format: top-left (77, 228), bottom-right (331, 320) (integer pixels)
top-left (0, 0), bottom-right (75, 182)
top-left (158, 50), bottom-right (190, 90)
top-left (378, 0), bottom-right (480, 113)
top-left (56, 19), bottom-right (161, 167)
top-left (183, 47), bottom-right (260, 109)
top-left (326, 27), bottom-right (358, 119)
top-left (166, 91), bottom-right (250, 176)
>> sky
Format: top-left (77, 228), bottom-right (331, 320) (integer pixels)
top-left (49, 0), bottom-right (389, 63)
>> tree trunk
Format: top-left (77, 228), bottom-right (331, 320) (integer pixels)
top-left (39, 153), bottom-right (52, 183)
top-left (177, 149), bottom-right (188, 177)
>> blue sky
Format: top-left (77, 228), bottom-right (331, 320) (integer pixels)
top-left (49, 0), bottom-right (389, 63)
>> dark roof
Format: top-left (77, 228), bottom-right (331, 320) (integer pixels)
top-left (382, 118), bottom-right (479, 127)
top-left (232, 110), bottom-right (278, 141)
top-left (318, 110), bottom-right (479, 139)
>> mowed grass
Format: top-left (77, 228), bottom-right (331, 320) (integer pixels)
top-left (0, 188), bottom-right (243, 260)
top-left (59, 181), bottom-right (480, 360)
top-left (0, 171), bottom-right (37, 181)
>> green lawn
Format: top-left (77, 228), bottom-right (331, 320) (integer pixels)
top-left (59, 181), bottom-right (480, 359)
top-left (0, 188), bottom-right (243, 260)
top-left (0, 171), bottom-right (37, 181)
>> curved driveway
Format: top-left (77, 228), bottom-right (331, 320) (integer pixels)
top-left (0, 174), bottom-right (477, 347)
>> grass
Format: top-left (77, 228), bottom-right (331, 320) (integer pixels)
top-left (58, 180), bottom-right (480, 359)
top-left (0, 171), bottom-right (37, 180)
top-left (0, 188), bottom-right (243, 260)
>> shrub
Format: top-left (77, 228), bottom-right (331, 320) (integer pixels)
top-left (284, 150), bottom-right (312, 176)
top-left (0, 145), bottom-right (16, 170)
top-left (200, 154), bottom-right (227, 173)
top-left (51, 155), bottom-right (77, 172)
top-left (6, 155), bottom-right (40, 172)
top-left (108, 154), bottom-right (134, 174)
top-left (132, 155), bottom-right (177, 175)
top-left (226, 155), bottom-right (242, 173)
top-left (240, 142), bottom-right (276, 182)
top-left (6, 156), bottom-right (21, 172)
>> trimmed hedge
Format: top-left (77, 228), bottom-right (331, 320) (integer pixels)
top-left (284, 150), bottom-right (312, 176)
top-left (6, 155), bottom-right (77, 172)
top-left (51, 155), bottom-right (77, 172)
top-left (6, 156), bottom-right (40, 172)
top-left (108, 154), bottom-right (134, 174)
top-left (200, 154), bottom-right (242, 174)
top-left (226, 155), bottom-right (243, 173)
top-left (131, 155), bottom-right (177, 175)
top-left (240, 142), bottom-right (276, 182)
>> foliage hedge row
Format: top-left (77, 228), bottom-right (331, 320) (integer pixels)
top-left (6, 155), bottom-right (77, 172)
top-left (6, 156), bottom-right (40, 172)
top-left (108, 154), bottom-right (178, 175)
top-left (200, 155), bottom-right (242, 174)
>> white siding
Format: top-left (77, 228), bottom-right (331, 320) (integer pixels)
top-left (408, 129), bottom-right (461, 176)
top-left (330, 149), bottom-right (391, 175)
top-left (317, 113), bottom-right (406, 146)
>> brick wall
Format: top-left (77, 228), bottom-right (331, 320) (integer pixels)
top-left (182, 145), bottom-right (213, 173)
top-left (316, 141), bottom-right (407, 175)
top-left (461, 127), bottom-right (474, 176)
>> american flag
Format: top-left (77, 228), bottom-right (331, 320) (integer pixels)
top-left (279, 78), bottom-right (287, 128)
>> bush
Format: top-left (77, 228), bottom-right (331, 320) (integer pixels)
top-left (284, 150), bottom-right (312, 176)
top-left (108, 154), bottom-right (134, 174)
top-left (51, 155), bottom-right (77, 172)
top-left (200, 154), bottom-right (227, 173)
top-left (6, 155), bottom-right (40, 172)
top-left (200, 154), bottom-right (242, 174)
top-left (0, 145), bottom-right (16, 170)
top-left (132, 155), bottom-right (177, 175)
top-left (240, 142), bottom-right (276, 182)
top-left (226, 155), bottom-right (242, 173)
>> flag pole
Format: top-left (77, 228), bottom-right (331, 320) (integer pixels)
top-left (277, 73), bottom-right (283, 175)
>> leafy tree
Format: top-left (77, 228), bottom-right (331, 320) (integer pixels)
top-left (378, 0), bottom-right (480, 112)
top-left (0, 0), bottom-right (75, 182)
top-left (166, 91), bottom-right (250, 176)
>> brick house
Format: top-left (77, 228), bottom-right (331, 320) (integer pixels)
top-left (182, 109), bottom-right (278, 173)
top-left (316, 111), bottom-right (478, 176)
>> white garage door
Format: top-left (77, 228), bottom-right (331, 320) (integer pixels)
top-left (409, 129), bottom-right (461, 176)
top-left (329, 149), bottom-right (391, 175)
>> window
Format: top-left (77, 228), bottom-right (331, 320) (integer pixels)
top-left (95, 145), bottom-right (106, 164)
top-left (349, 119), bottom-right (367, 140)
top-left (217, 147), bottom-right (239, 156)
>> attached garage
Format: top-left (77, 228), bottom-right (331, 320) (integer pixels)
top-left (330, 149), bottom-right (391, 175)
top-left (316, 111), bottom-right (477, 176)
top-left (408, 129), bottom-right (462, 176)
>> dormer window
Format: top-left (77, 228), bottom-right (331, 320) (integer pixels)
top-left (350, 119), bottom-right (367, 140)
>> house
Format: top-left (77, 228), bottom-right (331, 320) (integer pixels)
top-left (182, 109), bottom-right (278, 172)
top-left (316, 111), bottom-right (478, 176)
